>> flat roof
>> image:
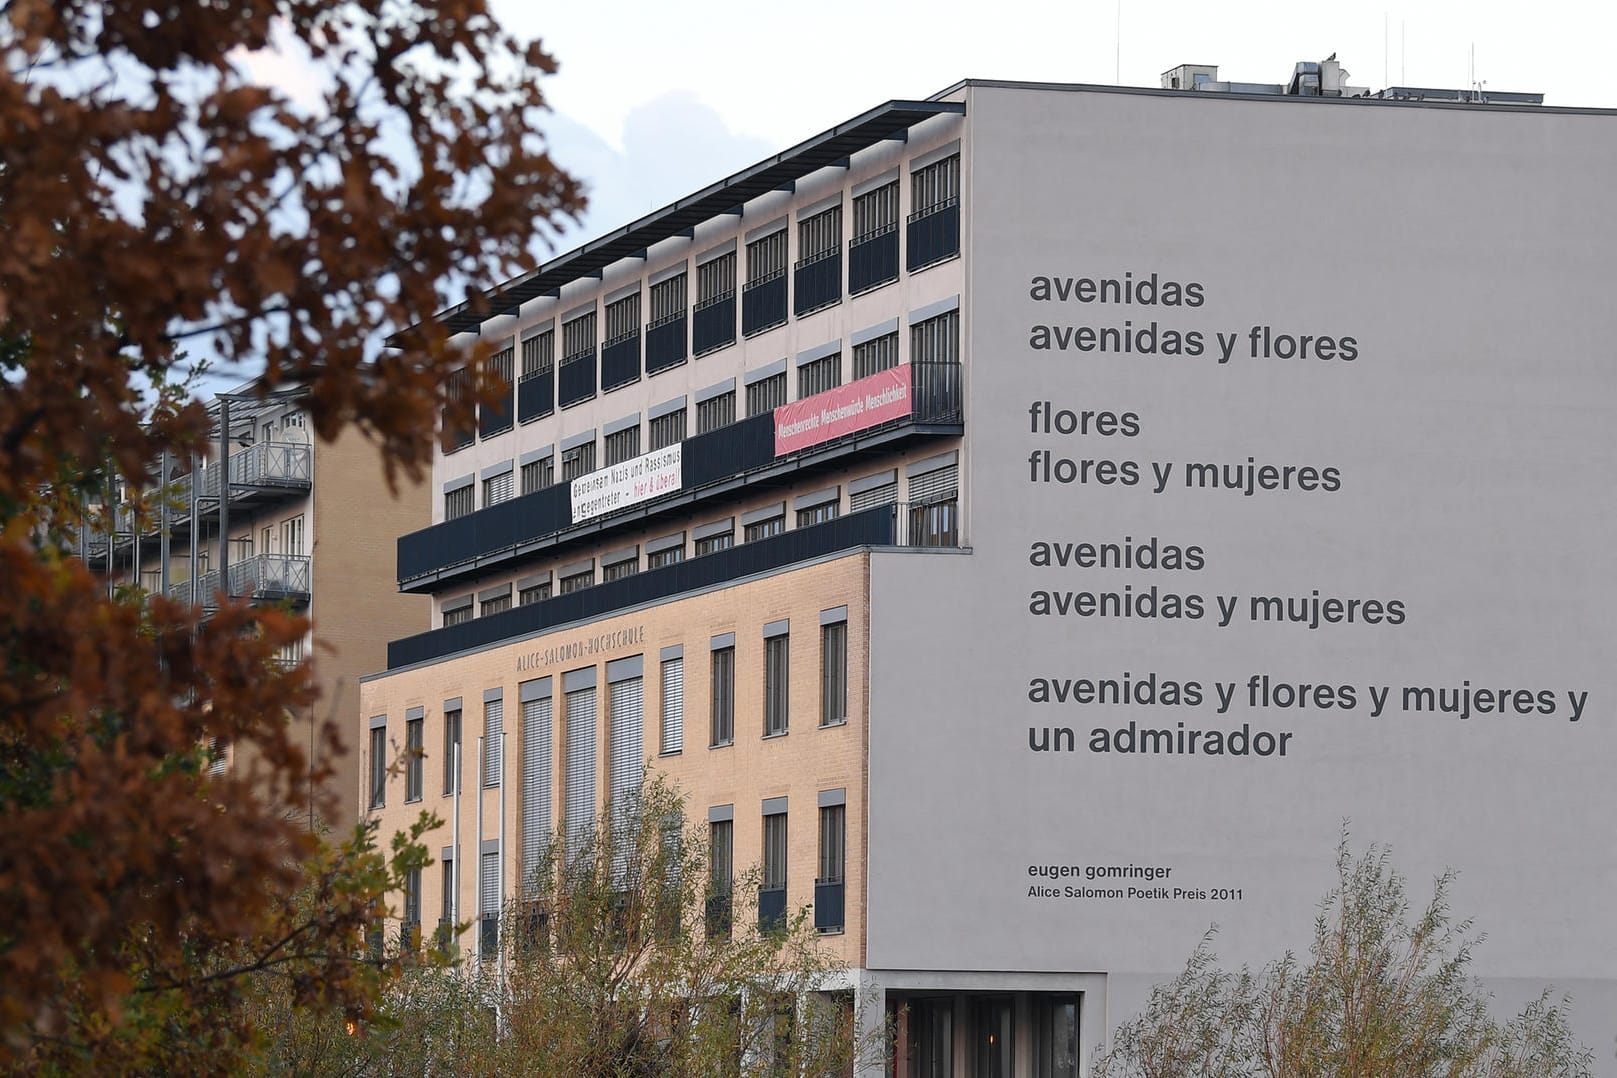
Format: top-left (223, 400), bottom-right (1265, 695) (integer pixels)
top-left (430, 98), bottom-right (965, 337)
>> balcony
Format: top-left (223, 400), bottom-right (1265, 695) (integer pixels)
top-left (601, 332), bottom-right (641, 391)
top-left (793, 248), bottom-right (842, 315)
top-left (848, 225), bottom-right (899, 295)
top-left (390, 504), bottom-right (906, 668)
top-left (645, 313), bottom-right (687, 374)
top-left (167, 553), bottom-right (311, 608)
top-left (394, 359), bottom-right (963, 590)
top-left (814, 880), bottom-right (845, 933)
top-left (517, 366), bottom-right (554, 423)
top-left (692, 292), bottom-right (735, 356)
top-left (758, 885), bottom-right (787, 935)
top-left (906, 198), bottom-right (960, 272)
top-left (558, 350), bottom-right (596, 408)
top-left (479, 384), bottom-right (513, 439)
top-left (741, 272), bottom-right (787, 336)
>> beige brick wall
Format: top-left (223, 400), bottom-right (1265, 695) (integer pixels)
top-left (362, 551), bottom-right (870, 968)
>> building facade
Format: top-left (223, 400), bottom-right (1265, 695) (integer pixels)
top-left (360, 73), bottom-right (1617, 1076)
top-left (81, 388), bottom-right (428, 821)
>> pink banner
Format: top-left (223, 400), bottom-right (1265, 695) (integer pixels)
top-left (774, 364), bottom-right (913, 456)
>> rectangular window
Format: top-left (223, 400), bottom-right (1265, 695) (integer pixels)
top-left (560, 441), bottom-right (595, 481)
top-left (483, 470), bottom-right (513, 508)
top-left (708, 818), bottom-right (733, 939)
top-left (696, 251), bottom-right (735, 306)
top-left (797, 353), bottom-right (841, 399)
top-left (911, 309), bottom-right (960, 365)
top-left (442, 602), bottom-right (473, 628)
top-left (710, 646), bottom-right (734, 746)
top-left (403, 865), bottom-right (422, 934)
top-left (443, 708), bottom-right (462, 795)
top-left (852, 331), bottom-right (900, 379)
top-left (602, 558), bottom-right (638, 582)
top-left (441, 856), bottom-right (455, 927)
top-left (444, 485), bottom-right (474, 521)
top-left (521, 455), bottom-right (554, 494)
top-left (444, 367), bottom-right (474, 450)
top-left (913, 153), bottom-right (961, 213)
top-left (852, 180), bottom-right (900, 240)
top-left (648, 408), bottom-right (686, 450)
top-left (281, 514), bottom-right (305, 557)
top-left (406, 714), bottom-right (424, 801)
top-left (607, 672), bottom-right (645, 847)
top-left (696, 391), bottom-right (735, 433)
top-left (562, 310), bottom-right (597, 361)
top-left (560, 311), bottom-right (598, 407)
top-left (519, 580), bottom-right (552, 605)
top-left (648, 545), bottom-right (685, 569)
top-left (482, 346), bottom-right (514, 437)
top-left (694, 530), bottom-right (732, 557)
top-left (603, 425), bottom-right (640, 466)
top-left (559, 568), bottom-right (594, 594)
top-left (649, 273), bottom-right (686, 324)
top-left (799, 205), bottom-right (841, 263)
top-left (763, 633), bottom-right (789, 736)
top-left (483, 696), bottom-right (503, 788)
top-left (821, 620), bottom-right (847, 727)
top-left (744, 515), bottom-right (784, 542)
top-left (693, 252), bottom-right (736, 356)
top-left (521, 329), bottom-right (554, 379)
top-left (1032, 995), bottom-right (1081, 1078)
top-left (746, 229), bottom-right (788, 286)
top-left (797, 501), bottom-right (839, 528)
top-left (520, 692), bottom-right (554, 898)
top-left (746, 372), bottom-right (787, 417)
top-left (519, 328), bottom-right (555, 423)
top-left (368, 724), bottom-right (386, 809)
top-left (660, 656), bottom-right (684, 754)
top-left (818, 803), bottom-right (845, 884)
top-left (604, 292), bottom-right (640, 345)
top-left (479, 847), bottom-right (501, 958)
top-left (762, 810), bottom-right (787, 890)
top-left (564, 683), bottom-right (598, 860)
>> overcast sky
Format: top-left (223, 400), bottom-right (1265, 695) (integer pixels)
top-left (495, 0), bottom-right (1617, 248)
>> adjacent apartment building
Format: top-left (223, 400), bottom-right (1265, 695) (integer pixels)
top-left (81, 387), bottom-right (427, 821)
top-left (359, 65), bottom-right (1617, 1076)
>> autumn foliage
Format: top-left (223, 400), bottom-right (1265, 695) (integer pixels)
top-left (0, 0), bottom-right (582, 1068)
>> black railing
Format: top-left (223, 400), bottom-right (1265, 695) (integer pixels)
top-left (814, 880), bottom-right (845, 932)
top-left (758, 885), bottom-right (787, 935)
top-left (741, 272), bottom-right (787, 336)
top-left (906, 199), bottom-right (960, 271)
top-left (601, 333), bottom-right (641, 391)
top-left (645, 313), bottom-right (687, 374)
top-left (479, 914), bottom-right (499, 958)
top-left (793, 249), bottom-right (841, 315)
top-left (692, 293), bottom-right (735, 356)
top-left (517, 368), bottom-right (554, 423)
top-left (848, 226), bottom-right (899, 295)
top-left (479, 383), bottom-right (513, 439)
top-left (705, 892), bottom-right (732, 939)
top-left (395, 360), bottom-right (963, 587)
top-left (400, 920), bottom-right (421, 954)
top-left (558, 351), bottom-right (596, 408)
top-left (435, 918), bottom-right (456, 956)
top-left (389, 504), bottom-right (898, 668)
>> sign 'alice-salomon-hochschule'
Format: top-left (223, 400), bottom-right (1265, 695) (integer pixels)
top-left (570, 443), bottom-right (681, 522)
top-left (864, 84), bottom-right (1617, 1056)
top-left (773, 364), bottom-right (911, 455)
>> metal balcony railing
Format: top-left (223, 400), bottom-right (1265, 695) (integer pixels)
top-left (645, 312), bottom-right (687, 374)
top-left (758, 885), bottom-right (787, 934)
top-left (793, 248), bottom-right (842, 315)
top-left (167, 553), bottom-right (311, 607)
top-left (741, 272), bottom-right (788, 336)
top-left (692, 292), bottom-right (736, 356)
top-left (906, 198), bottom-right (960, 272)
top-left (814, 880), bottom-right (845, 932)
top-left (848, 224), bottom-right (899, 295)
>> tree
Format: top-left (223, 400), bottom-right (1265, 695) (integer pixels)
top-left (245, 776), bottom-right (881, 1077)
top-left (1093, 835), bottom-right (1594, 1078)
top-left (0, 0), bottom-right (583, 1068)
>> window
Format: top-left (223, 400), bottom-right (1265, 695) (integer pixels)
top-left (520, 455), bottom-right (554, 494)
top-left (521, 328), bottom-right (554, 379)
top-left (797, 501), bottom-right (839, 528)
top-left (444, 367), bottom-right (474, 450)
top-left (368, 723), bottom-right (386, 809)
top-left (743, 230), bottom-right (788, 336)
top-left (481, 346), bottom-right (514, 437)
top-left (402, 866), bottom-right (422, 946)
top-left (649, 408), bottom-right (685, 450)
top-left (442, 601), bottom-right (472, 628)
top-left (444, 485), bottom-right (474, 521)
top-left (710, 646), bottom-right (734, 746)
top-left (479, 846), bottom-right (501, 958)
top-left (796, 204), bottom-right (843, 314)
top-left (443, 707), bottom-right (462, 795)
top-left (763, 631), bottom-right (789, 736)
top-left (483, 469), bottom-right (513, 507)
top-left (607, 669), bottom-right (645, 857)
top-left (853, 331), bottom-right (900, 379)
top-left (564, 681), bottom-right (598, 860)
top-left (821, 620), bottom-right (847, 726)
top-left (560, 440), bottom-right (595, 481)
top-left (208, 736), bottom-right (228, 778)
top-left (561, 311), bottom-right (597, 357)
top-left (559, 568), bottom-right (594, 594)
top-left (695, 529), bottom-right (732, 557)
top-left (603, 292), bottom-right (642, 390)
top-left (913, 153), bottom-right (961, 214)
top-left (647, 272), bottom-right (688, 373)
top-left (649, 272), bottom-right (686, 325)
top-left (696, 391), bottom-right (735, 433)
top-left (911, 308), bottom-right (960, 365)
top-left (483, 696), bottom-right (503, 788)
top-left (694, 251), bottom-right (736, 356)
top-left (519, 580), bottom-right (551, 605)
top-left (604, 292), bottom-right (640, 345)
top-left (603, 425), bottom-right (640, 466)
top-left (746, 372), bottom-right (786, 417)
top-left (762, 810), bottom-right (787, 897)
top-left (799, 205), bottom-right (841, 264)
top-left (648, 544), bottom-right (684, 569)
top-left (519, 328), bottom-right (555, 423)
top-left (1032, 995), bottom-right (1081, 1078)
top-left (660, 655), bottom-right (684, 754)
top-left (746, 230), bottom-right (788, 288)
top-left (559, 310), bottom-right (598, 408)
top-left (744, 515), bottom-right (784, 542)
top-left (797, 353), bottom-right (841, 399)
top-left (908, 462), bottom-right (960, 547)
top-left (602, 558), bottom-right (638, 582)
top-left (818, 803), bottom-right (845, 885)
top-left (520, 688), bottom-right (554, 898)
top-left (406, 713), bottom-right (424, 801)
top-left (853, 180), bottom-right (899, 241)
top-left (440, 855), bottom-right (455, 931)
top-left (696, 251), bottom-right (735, 307)
top-left (281, 514), bottom-right (305, 556)
top-left (708, 818), bottom-right (733, 939)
